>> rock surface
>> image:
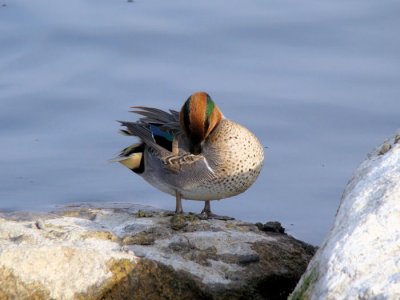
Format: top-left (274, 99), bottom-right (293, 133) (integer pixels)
top-left (0, 204), bottom-right (315, 300)
top-left (290, 132), bottom-right (400, 300)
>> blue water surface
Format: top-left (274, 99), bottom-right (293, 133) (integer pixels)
top-left (1, 0), bottom-right (399, 245)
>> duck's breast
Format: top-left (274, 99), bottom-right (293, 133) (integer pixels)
top-left (183, 119), bottom-right (264, 200)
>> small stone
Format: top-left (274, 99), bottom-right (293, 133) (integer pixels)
top-left (378, 142), bottom-right (391, 155)
top-left (136, 210), bottom-right (153, 218)
top-left (255, 222), bottom-right (264, 231)
top-left (162, 211), bottom-right (176, 217)
top-left (170, 214), bottom-right (187, 230)
top-left (394, 133), bottom-right (400, 144)
top-left (120, 245), bottom-right (130, 252)
top-left (34, 219), bottom-right (45, 229)
top-left (132, 249), bottom-right (146, 257)
top-left (185, 213), bottom-right (200, 222)
top-left (123, 224), bottom-right (137, 232)
top-left (264, 221), bottom-right (285, 233)
top-left (183, 246), bottom-right (218, 266)
top-left (122, 232), bottom-right (155, 245)
top-left (169, 241), bottom-right (193, 252)
top-left (82, 231), bottom-right (119, 242)
top-left (238, 254), bottom-right (260, 265)
top-left (10, 234), bottom-right (24, 242)
top-left (185, 222), bottom-right (212, 232)
top-left (257, 221), bottom-right (285, 234)
top-left (60, 208), bottom-right (97, 220)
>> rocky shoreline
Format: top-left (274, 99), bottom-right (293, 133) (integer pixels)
top-left (2, 132), bottom-right (399, 299)
top-left (0, 204), bottom-right (315, 299)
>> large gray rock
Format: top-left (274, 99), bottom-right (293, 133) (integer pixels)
top-left (290, 132), bottom-right (400, 300)
top-left (0, 204), bottom-right (315, 300)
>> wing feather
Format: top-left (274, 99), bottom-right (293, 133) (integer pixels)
top-left (119, 106), bottom-right (216, 181)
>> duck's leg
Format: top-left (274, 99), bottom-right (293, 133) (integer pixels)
top-left (175, 191), bottom-right (183, 214)
top-left (200, 200), bottom-right (234, 220)
top-left (201, 200), bottom-right (211, 216)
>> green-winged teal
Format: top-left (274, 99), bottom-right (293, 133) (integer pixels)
top-left (114, 92), bottom-right (264, 218)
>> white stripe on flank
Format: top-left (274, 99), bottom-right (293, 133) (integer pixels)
top-left (203, 159), bottom-right (215, 174)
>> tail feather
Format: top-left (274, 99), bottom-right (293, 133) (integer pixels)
top-left (111, 143), bottom-right (145, 173)
top-left (118, 152), bottom-right (143, 171)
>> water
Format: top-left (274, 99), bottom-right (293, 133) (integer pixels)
top-left (1, 0), bottom-right (399, 245)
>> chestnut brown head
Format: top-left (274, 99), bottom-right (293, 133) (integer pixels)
top-left (179, 92), bottom-right (223, 154)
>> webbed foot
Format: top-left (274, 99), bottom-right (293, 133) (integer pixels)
top-left (199, 200), bottom-right (234, 220)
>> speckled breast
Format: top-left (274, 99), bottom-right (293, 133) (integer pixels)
top-left (181, 119), bottom-right (264, 200)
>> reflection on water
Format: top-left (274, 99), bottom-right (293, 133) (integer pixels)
top-left (0, 0), bottom-right (399, 245)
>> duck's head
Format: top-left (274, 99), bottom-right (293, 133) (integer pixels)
top-left (179, 91), bottom-right (223, 154)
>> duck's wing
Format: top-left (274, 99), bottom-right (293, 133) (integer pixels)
top-left (120, 106), bottom-right (182, 152)
top-left (119, 119), bottom-right (216, 180)
top-left (130, 106), bottom-right (181, 132)
top-left (119, 120), bottom-right (171, 157)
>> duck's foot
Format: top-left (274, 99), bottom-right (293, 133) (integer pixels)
top-left (199, 200), bottom-right (235, 220)
top-left (199, 212), bottom-right (235, 221)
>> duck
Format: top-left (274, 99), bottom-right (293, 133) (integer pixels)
top-left (114, 91), bottom-right (264, 218)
